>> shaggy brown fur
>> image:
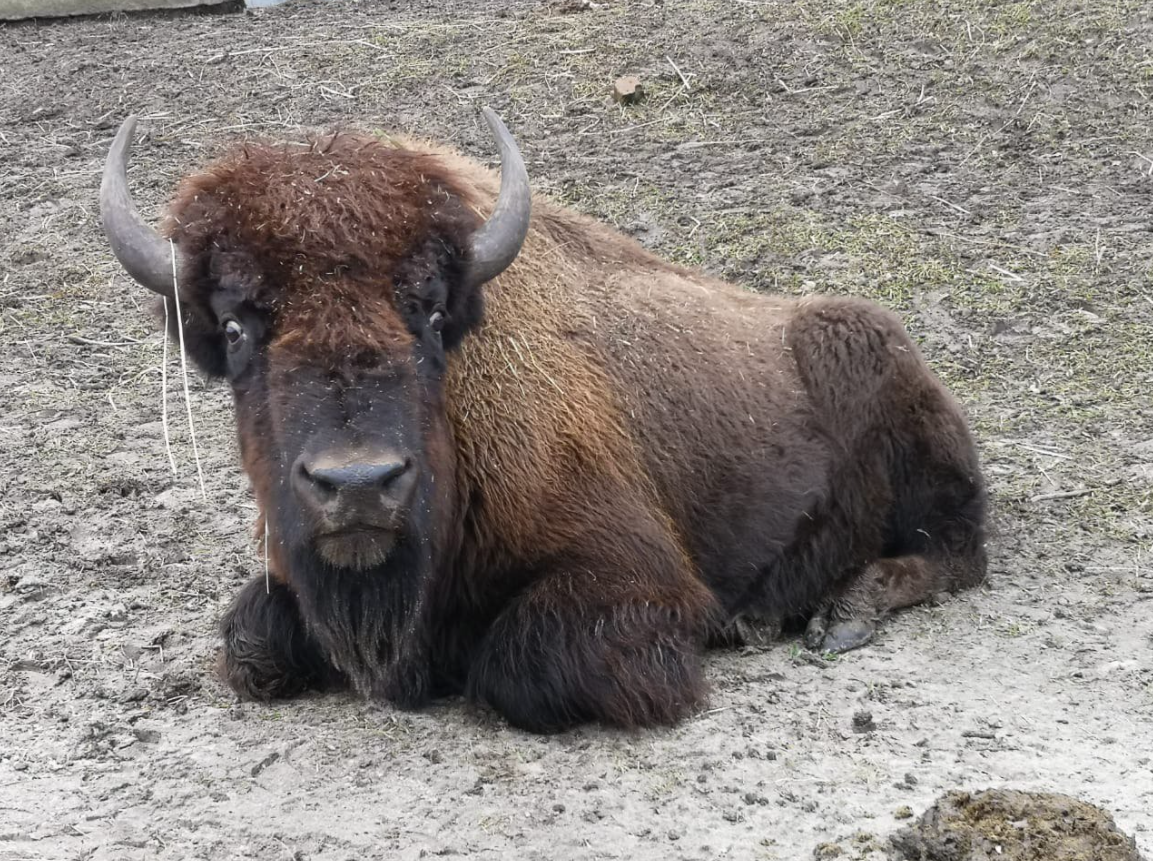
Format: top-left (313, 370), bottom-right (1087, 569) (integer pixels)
top-left (155, 126), bottom-right (986, 733)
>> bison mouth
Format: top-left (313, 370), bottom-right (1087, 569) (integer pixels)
top-left (314, 525), bottom-right (398, 571)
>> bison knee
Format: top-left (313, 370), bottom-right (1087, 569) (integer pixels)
top-left (467, 600), bottom-right (707, 733)
top-left (219, 577), bottom-right (338, 700)
top-left (787, 297), bottom-right (917, 423)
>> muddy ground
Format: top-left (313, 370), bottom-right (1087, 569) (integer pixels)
top-left (1, 0), bottom-right (1151, 859)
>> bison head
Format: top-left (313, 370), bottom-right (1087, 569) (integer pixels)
top-left (100, 110), bottom-right (531, 590)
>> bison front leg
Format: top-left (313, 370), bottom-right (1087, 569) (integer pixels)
top-left (467, 535), bottom-right (718, 733)
top-left (218, 577), bottom-right (341, 700)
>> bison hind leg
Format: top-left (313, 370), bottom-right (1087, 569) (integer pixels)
top-left (804, 545), bottom-right (988, 654)
top-left (219, 576), bottom-right (342, 700)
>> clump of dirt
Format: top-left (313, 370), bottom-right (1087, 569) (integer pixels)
top-left (889, 789), bottom-right (1145, 861)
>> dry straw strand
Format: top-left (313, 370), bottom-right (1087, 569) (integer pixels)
top-left (159, 294), bottom-right (178, 476)
top-left (170, 239), bottom-right (207, 500)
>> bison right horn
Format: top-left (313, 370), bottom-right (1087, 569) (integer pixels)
top-left (100, 116), bottom-right (176, 299)
top-left (466, 108), bottom-right (532, 287)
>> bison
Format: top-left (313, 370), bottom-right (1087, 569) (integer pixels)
top-left (99, 109), bottom-right (987, 733)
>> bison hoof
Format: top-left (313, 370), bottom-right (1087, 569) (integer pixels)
top-left (804, 610), bottom-right (875, 655)
top-left (819, 619), bottom-right (875, 653)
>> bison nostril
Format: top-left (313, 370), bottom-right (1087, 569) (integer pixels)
top-left (310, 470), bottom-right (338, 496)
top-left (384, 460), bottom-right (410, 486)
top-left (295, 461), bottom-right (336, 502)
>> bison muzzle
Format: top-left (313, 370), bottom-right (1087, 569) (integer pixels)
top-left (99, 108), bottom-right (988, 733)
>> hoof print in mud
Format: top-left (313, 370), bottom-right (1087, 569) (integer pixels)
top-left (889, 789), bottom-right (1145, 861)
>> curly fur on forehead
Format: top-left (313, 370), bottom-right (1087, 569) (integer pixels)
top-left (162, 130), bottom-right (483, 305)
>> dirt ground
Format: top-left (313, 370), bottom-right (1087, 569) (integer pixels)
top-left (1, 0), bottom-right (1151, 859)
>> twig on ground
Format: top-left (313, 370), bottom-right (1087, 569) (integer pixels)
top-left (987, 263), bottom-right (1025, 282)
top-left (929, 194), bottom-right (972, 216)
top-left (1128, 151), bottom-right (1153, 176)
top-left (1012, 442), bottom-right (1071, 460)
top-left (67, 334), bottom-right (141, 347)
top-left (666, 55), bottom-right (692, 91)
top-left (1030, 489), bottom-right (1092, 503)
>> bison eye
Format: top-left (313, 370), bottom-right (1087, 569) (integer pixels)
top-left (223, 318), bottom-right (245, 348)
top-left (429, 310), bottom-right (446, 334)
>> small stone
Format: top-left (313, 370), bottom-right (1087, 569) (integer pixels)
top-left (133, 728), bottom-right (161, 744)
top-left (852, 710), bottom-right (876, 733)
top-left (251, 751), bottom-right (280, 777)
top-left (895, 805), bottom-right (914, 819)
top-left (612, 75), bottom-right (645, 104)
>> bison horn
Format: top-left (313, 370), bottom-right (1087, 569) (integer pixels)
top-left (100, 116), bottom-right (175, 298)
top-left (466, 108), bottom-right (532, 287)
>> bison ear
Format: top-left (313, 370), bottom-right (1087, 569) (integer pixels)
top-left (422, 198), bottom-right (488, 352)
top-left (441, 276), bottom-right (484, 352)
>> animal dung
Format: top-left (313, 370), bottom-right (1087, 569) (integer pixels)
top-left (889, 789), bottom-right (1145, 861)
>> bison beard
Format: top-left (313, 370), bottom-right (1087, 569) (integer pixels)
top-left (100, 111), bottom-right (989, 733)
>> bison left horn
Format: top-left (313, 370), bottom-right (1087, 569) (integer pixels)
top-left (100, 116), bottom-right (176, 299)
top-left (466, 107), bottom-right (532, 287)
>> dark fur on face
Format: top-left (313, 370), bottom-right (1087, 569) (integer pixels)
top-left (153, 129), bottom-right (988, 733)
